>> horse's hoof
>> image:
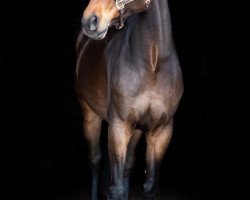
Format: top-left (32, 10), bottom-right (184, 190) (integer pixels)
top-left (142, 192), bottom-right (158, 200)
top-left (99, 194), bottom-right (107, 200)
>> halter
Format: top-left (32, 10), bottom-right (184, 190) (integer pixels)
top-left (115, 0), bottom-right (151, 29)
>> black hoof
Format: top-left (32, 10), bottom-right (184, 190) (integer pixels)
top-left (142, 191), bottom-right (158, 200)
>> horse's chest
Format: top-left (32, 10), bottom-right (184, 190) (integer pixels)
top-left (133, 91), bottom-right (166, 118)
top-left (111, 73), bottom-right (169, 128)
top-left (111, 84), bottom-right (169, 131)
top-left (109, 62), bottom-right (177, 131)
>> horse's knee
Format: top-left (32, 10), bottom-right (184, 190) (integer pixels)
top-left (90, 152), bottom-right (102, 169)
top-left (125, 161), bottom-right (133, 173)
top-left (125, 154), bottom-right (135, 171)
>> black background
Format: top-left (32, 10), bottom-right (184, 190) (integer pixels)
top-left (3, 0), bottom-right (249, 199)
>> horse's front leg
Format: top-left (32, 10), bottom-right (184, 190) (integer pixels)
top-left (143, 119), bottom-right (173, 200)
top-left (124, 129), bottom-right (142, 200)
top-left (107, 118), bottom-right (132, 200)
top-left (78, 101), bottom-right (102, 200)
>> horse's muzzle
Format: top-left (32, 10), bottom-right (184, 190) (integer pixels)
top-left (81, 15), bottom-right (107, 40)
top-left (82, 14), bottom-right (99, 32)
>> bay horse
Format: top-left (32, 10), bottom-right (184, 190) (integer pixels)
top-left (75, 0), bottom-right (183, 199)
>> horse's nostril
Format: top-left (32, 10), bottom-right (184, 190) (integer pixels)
top-left (89, 15), bottom-right (99, 31)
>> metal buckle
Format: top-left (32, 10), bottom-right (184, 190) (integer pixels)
top-left (116, 0), bottom-right (125, 11)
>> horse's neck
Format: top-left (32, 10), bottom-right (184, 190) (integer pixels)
top-left (128, 0), bottom-right (173, 58)
top-left (106, 0), bottom-right (173, 71)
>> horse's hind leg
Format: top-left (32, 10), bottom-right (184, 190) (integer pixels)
top-left (143, 119), bottom-right (173, 200)
top-left (78, 100), bottom-right (102, 200)
top-left (124, 130), bottom-right (142, 200)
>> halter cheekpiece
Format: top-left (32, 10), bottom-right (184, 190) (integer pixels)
top-left (115, 0), bottom-right (151, 29)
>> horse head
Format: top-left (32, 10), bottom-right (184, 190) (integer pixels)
top-left (81, 0), bottom-right (151, 40)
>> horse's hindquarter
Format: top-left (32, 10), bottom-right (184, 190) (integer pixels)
top-left (75, 34), bottom-right (108, 120)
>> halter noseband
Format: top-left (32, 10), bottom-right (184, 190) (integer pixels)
top-left (115, 0), bottom-right (151, 29)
